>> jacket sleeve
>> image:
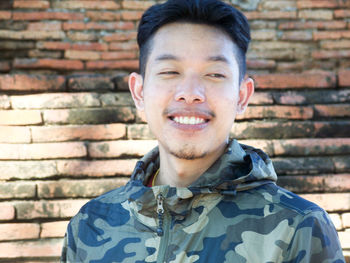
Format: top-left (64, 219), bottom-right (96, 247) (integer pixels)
top-left (283, 209), bottom-right (345, 263)
top-left (60, 221), bottom-right (79, 263)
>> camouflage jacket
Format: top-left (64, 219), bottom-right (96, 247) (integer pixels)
top-left (61, 140), bottom-right (345, 263)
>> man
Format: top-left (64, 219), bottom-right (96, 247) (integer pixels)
top-left (61, 0), bottom-right (345, 262)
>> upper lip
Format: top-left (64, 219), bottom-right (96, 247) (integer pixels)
top-left (164, 108), bottom-right (215, 121)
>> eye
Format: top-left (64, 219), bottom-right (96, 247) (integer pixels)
top-left (206, 73), bottom-right (226, 79)
top-left (158, 71), bottom-right (179, 75)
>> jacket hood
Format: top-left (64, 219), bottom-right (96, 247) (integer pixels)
top-left (130, 139), bottom-right (277, 195)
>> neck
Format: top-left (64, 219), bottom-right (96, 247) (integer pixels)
top-left (155, 142), bottom-right (228, 187)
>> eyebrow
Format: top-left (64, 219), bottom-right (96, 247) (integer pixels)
top-left (207, 55), bottom-right (231, 65)
top-left (155, 53), bottom-right (231, 65)
top-left (155, 54), bottom-right (180, 61)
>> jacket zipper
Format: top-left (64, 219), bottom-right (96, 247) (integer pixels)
top-left (156, 193), bottom-right (170, 263)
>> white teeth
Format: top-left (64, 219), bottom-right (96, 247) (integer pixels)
top-left (173, 116), bottom-right (205, 125)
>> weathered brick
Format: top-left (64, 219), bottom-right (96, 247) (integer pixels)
top-left (121, 10), bottom-right (143, 20)
top-left (121, 0), bottom-right (156, 10)
top-left (113, 74), bottom-right (129, 91)
top-left (103, 31), bottom-right (137, 42)
top-left (38, 178), bottom-right (128, 198)
top-left (43, 107), bottom-right (135, 124)
top-left (11, 93), bottom-right (100, 109)
top-left (0, 30), bottom-right (65, 40)
top-left (323, 174), bottom-right (350, 192)
top-left (86, 60), bottom-right (139, 70)
top-left (276, 61), bottom-right (307, 71)
top-left (85, 21), bottom-right (134, 30)
top-left (109, 41), bottom-right (138, 51)
top-left (334, 9), bottom-right (350, 18)
top-left (53, 1), bottom-right (120, 10)
top-left (280, 31), bottom-right (313, 41)
top-left (68, 75), bottom-right (114, 91)
top-left (0, 238), bottom-right (63, 258)
top-left (100, 93), bottom-right (134, 106)
top-left (333, 156), bottom-right (350, 173)
top-left (86, 11), bottom-right (121, 21)
top-left (254, 72), bottom-right (336, 89)
top-left (71, 42), bottom-right (108, 51)
top-left (321, 40), bottom-right (350, 49)
top-left (136, 109), bottom-right (147, 123)
top-left (0, 142), bottom-right (87, 160)
top-left (41, 221), bottom-right (69, 238)
top-left (343, 213), bottom-right (350, 228)
top-left (339, 69), bottom-right (350, 87)
top-left (13, 0), bottom-right (50, 9)
top-left (0, 161), bottom-right (57, 180)
top-left (0, 182), bottom-right (36, 199)
top-left (57, 159), bottom-right (137, 177)
top-left (88, 140), bottom-right (157, 158)
top-left (247, 59), bottom-right (276, 69)
top-left (15, 199), bottom-right (88, 219)
top-left (0, 95), bottom-right (10, 109)
top-left (273, 157), bottom-right (334, 175)
top-left (0, 61), bottom-right (11, 72)
top-left (250, 21), bottom-right (277, 30)
top-left (260, 0), bottom-right (296, 10)
top-left (62, 21), bottom-right (85, 30)
top-left (28, 49), bottom-right (61, 58)
top-left (313, 30), bottom-right (350, 40)
top-left (314, 104), bottom-right (350, 117)
top-left (0, 11), bottom-right (11, 20)
top-left (245, 11), bottom-right (297, 20)
top-left (67, 31), bottom-right (98, 41)
top-left (329, 214), bottom-right (343, 230)
top-left (27, 22), bottom-right (61, 31)
top-left (101, 51), bottom-right (137, 60)
top-left (127, 124), bottom-right (155, 140)
top-left (338, 230), bottom-right (350, 249)
top-left (0, 74), bottom-right (65, 91)
top-left (251, 30), bottom-right (276, 41)
top-left (248, 92), bottom-right (274, 105)
top-left (65, 50), bottom-right (100, 60)
top-left (299, 10), bottom-right (333, 20)
top-left (248, 49), bottom-right (295, 60)
top-left (236, 105), bottom-right (313, 120)
top-left (13, 58), bottom-right (84, 70)
top-left (301, 193), bottom-right (350, 212)
top-left (0, 110), bottom-right (42, 125)
top-left (0, 40), bottom-right (34, 50)
top-left (31, 124), bottom-right (126, 142)
top-left (312, 49), bottom-right (350, 59)
top-left (37, 41), bottom-right (71, 50)
top-left (237, 139), bottom-right (274, 155)
top-left (297, 0), bottom-right (350, 9)
top-left (250, 41), bottom-right (308, 50)
top-left (314, 121), bottom-right (350, 138)
top-left (0, 126), bottom-right (31, 143)
top-left (279, 21), bottom-right (347, 30)
top-left (0, 204), bottom-right (15, 220)
top-left (0, 223), bottom-right (40, 241)
top-left (273, 138), bottom-right (350, 156)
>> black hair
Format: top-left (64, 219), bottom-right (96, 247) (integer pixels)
top-left (137, 0), bottom-right (251, 82)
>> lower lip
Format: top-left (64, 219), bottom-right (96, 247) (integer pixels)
top-left (169, 118), bottom-right (209, 131)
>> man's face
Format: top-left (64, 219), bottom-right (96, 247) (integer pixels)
top-left (130, 22), bottom-right (252, 160)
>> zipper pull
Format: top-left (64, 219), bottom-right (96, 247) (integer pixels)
top-left (156, 194), bottom-right (164, 236)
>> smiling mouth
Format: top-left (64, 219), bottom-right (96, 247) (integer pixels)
top-left (169, 116), bottom-right (209, 125)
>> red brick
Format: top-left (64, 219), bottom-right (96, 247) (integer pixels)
top-left (280, 31), bottom-right (313, 41)
top-left (0, 29), bottom-right (65, 40)
top-left (101, 51), bottom-right (137, 60)
top-left (0, 181), bottom-right (36, 199)
top-left (109, 41), bottom-right (138, 51)
top-left (245, 11), bottom-right (297, 20)
top-left (0, 126), bottom-right (29, 143)
top-left (68, 75), bottom-right (113, 91)
top-left (0, 74), bottom-right (65, 91)
top-left (312, 49), bottom-right (350, 59)
top-left (31, 124), bottom-right (126, 142)
top-left (121, 10), bottom-right (143, 20)
top-left (250, 41), bottom-right (307, 51)
top-left (0, 204), bottom-right (15, 220)
top-left (85, 21), bottom-right (135, 30)
top-left (41, 221), bottom-right (69, 238)
top-left (62, 21), bottom-right (85, 30)
top-left (254, 72), bottom-right (336, 89)
top-left (324, 174), bottom-right (350, 192)
top-left (53, 1), bottom-right (120, 10)
top-left (247, 92), bottom-right (274, 105)
top-left (343, 213), bottom-right (350, 228)
top-left (13, 0), bottom-right (50, 9)
top-left (28, 49), bottom-right (61, 58)
top-left (0, 142), bottom-right (87, 160)
top-left (38, 178), bottom-right (128, 198)
top-left (121, 0), bottom-right (156, 10)
top-left (15, 199), bottom-right (88, 219)
top-left (13, 12), bottom-right (84, 21)
top-left (37, 41), bottom-right (71, 50)
top-left (0, 223), bottom-right (40, 241)
top-left (86, 11), bottom-right (121, 21)
top-left (314, 104), bottom-right (350, 117)
top-left (65, 50), bottom-right (100, 60)
top-left (0, 11), bottom-right (12, 20)
top-left (301, 193), bottom-right (350, 212)
top-left (339, 69), bottom-right (350, 87)
top-left (279, 21), bottom-right (347, 30)
top-left (127, 124), bottom-right (155, 140)
top-left (248, 49), bottom-right (295, 60)
top-left (247, 59), bottom-right (276, 69)
top-left (0, 110), bottom-right (42, 125)
top-left (321, 40), bottom-right (350, 49)
top-left (103, 31), bottom-right (137, 42)
top-left (43, 107), bottom-right (135, 124)
top-left (86, 60), bottom-right (138, 70)
top-left (0, 61), bottom-right (10, 72)
top-left (313, 30), bottom-right (350, 40)
top-left (335, 9), bottom-right (350, 18)
top-left (71, 42), bottom-right (108, 51)
top-left (299, 10), bottom-right (333, 20)
top-left (88, 140), bottom-right (157, 158)
top-left (13, 58), bottom-right (84, 70)
top-left (0, 238), bottom-right (62, 258)
top-left (236, 106), bottom-right (313, 120)
top-left (0, 161), bottom-right (57, 180)
top-left (260, 1), bottom-right (297, 10)
top-left (57, 159), bottom-right (137, 177)
top-left (297, 0), bottom-right (350, 9)
top-left (277, 61), bottom-right (307, 71)
top-left (67, 31), bottom-right (98, 41)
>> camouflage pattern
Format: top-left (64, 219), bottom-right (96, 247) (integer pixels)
top-left (61, 140), bottom-right (345, 263)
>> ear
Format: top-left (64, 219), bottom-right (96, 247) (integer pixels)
top-left (237, 77), bottom-right (254, 114)
top-left (128, 72), bottom-right (144, 110)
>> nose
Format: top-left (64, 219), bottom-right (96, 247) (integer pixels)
top-left (174, 75), bottom-right (206, 104)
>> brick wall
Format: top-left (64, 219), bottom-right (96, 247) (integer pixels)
top-left (0, 0), bottom-right (349, 261)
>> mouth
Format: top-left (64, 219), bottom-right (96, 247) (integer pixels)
top-left (169, 116), bottom-right (209, 125)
